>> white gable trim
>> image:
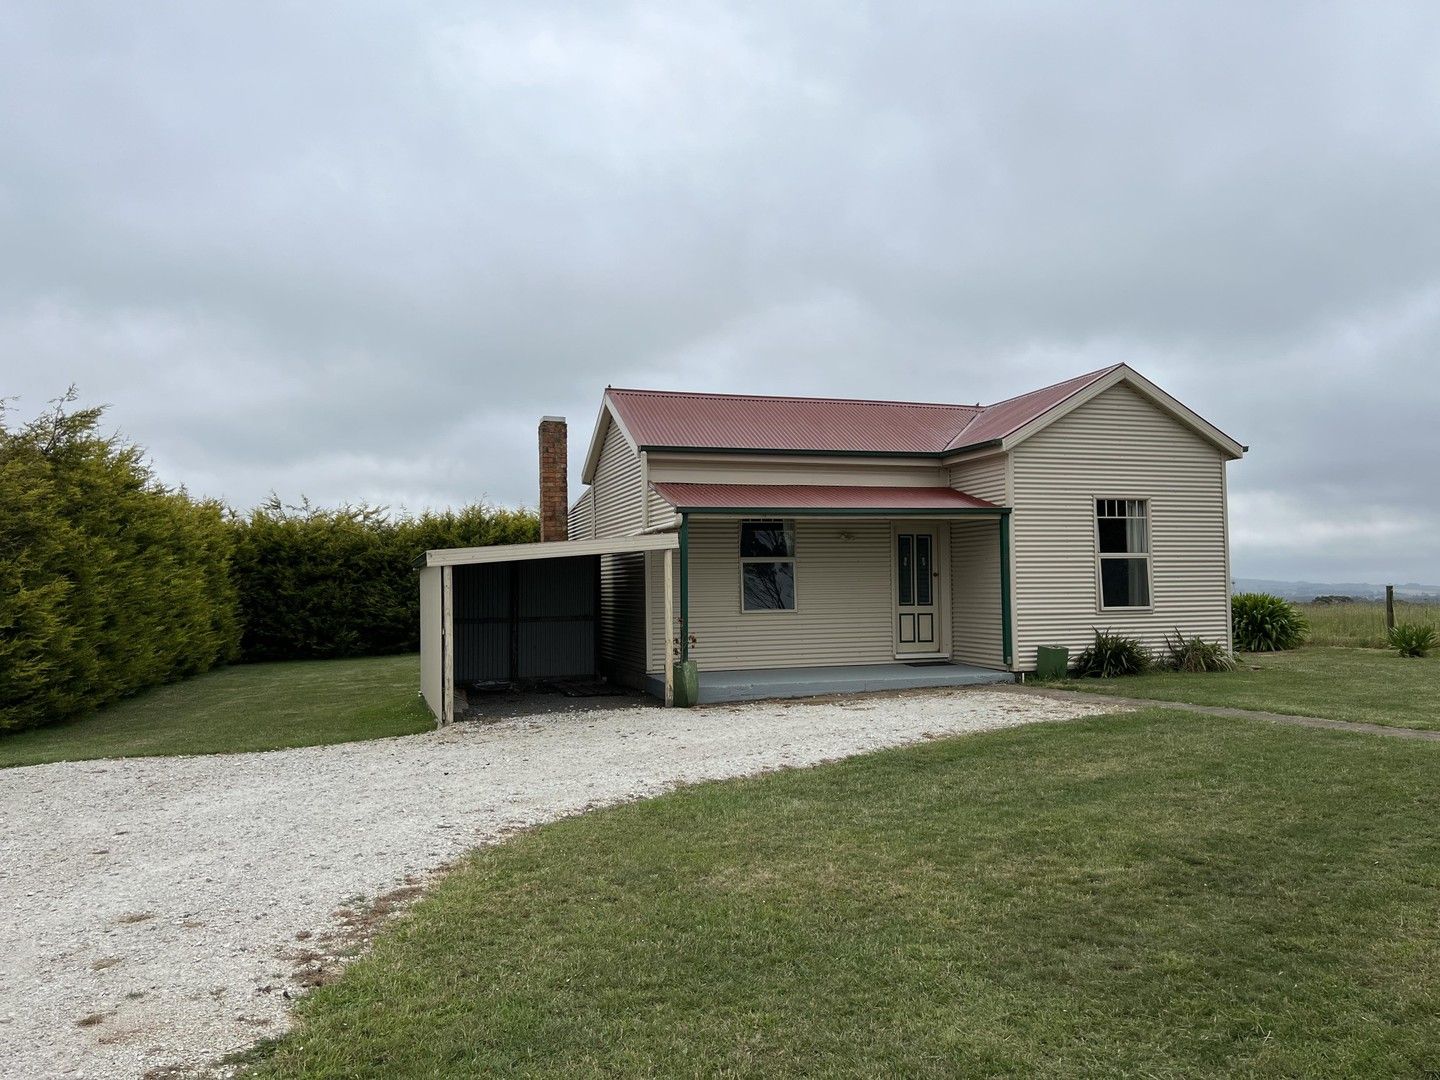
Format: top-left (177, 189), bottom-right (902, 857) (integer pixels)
top-left (579, 394), bottom-right (641, 485)
top-left (998, 366), bottom-right (1247, 460)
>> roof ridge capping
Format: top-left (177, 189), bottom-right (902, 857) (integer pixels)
top-left (605, 387), bottom-right (981, 411)
top-left (974, 363), bottom-right (1124, 411)
top-left (942, 363), bottom-right (1125, 451)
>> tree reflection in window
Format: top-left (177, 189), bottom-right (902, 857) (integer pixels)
top-left (740, 521), bottom-right (796, 611)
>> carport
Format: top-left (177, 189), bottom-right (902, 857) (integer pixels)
top-left (418, 534), bottom-right (680, 724)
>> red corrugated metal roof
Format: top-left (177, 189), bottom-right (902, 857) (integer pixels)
top-left (941, 365), bottom-right (1123, 450)
top-left (651, 482), bottom-right (1001, 511)
top-left (607, 389), bottom-right (982, 455)
top-left (606, 366), bottom-right (1121, 456)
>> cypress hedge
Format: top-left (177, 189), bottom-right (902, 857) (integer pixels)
top-left (1, 395), bottom-right (540, 732)
top-left (230, 499), bottom-right (538, 662)
top-left (1, 395), bottom-right (240, 732)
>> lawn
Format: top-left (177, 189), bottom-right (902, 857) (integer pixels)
top-left (1061, 646), bottom-right (1439, 730)
top-left (245, 709), bottom-right (1440, 1079)
top-left (0, 654), bottom-right (433, 768)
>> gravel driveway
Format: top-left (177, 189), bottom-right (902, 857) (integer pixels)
top-left (0, 688), bottom-right (1117, 1079)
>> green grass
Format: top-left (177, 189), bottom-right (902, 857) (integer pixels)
top-left (0, 654), bottom-right (433, 768)
top-left (244, 709), bottom-right (1440, 1078)
top-left (1299, 600), bottom-right (1440, 648)
top-left (1062, 646), bottom-right (1439, 730)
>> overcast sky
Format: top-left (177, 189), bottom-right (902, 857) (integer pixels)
top-left (3, 3), bottom-right (1437, 584)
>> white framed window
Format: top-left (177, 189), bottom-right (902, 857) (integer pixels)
top-left (740, 520), bottom-right (796, 612)
top-left (1096, 499), bottom-right (1151, 609)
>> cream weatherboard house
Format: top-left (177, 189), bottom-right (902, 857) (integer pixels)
top-left (418, 364), bottom-right (1245, 717)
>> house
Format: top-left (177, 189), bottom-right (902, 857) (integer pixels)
top-left (418, 364), bottom-right (1245, 718)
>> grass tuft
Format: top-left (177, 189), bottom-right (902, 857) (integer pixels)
top-left (1072, 629), bottom-right (1151, 677)
top-left (1231, 593), bottom-right (1307, 652)
top-left (1161, 631), bottom-right (1237, 673)
top-left (1389, 622), bottom-right (1438, 659)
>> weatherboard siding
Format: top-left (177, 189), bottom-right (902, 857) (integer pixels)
top-left (1009, 383), bottom-right (1231, 669)
top-left (683, 518), bottom-right (896, 671)
top-left (947, 452), bottom-right (1009, 505)
top-left (569, 488), bottom-right (596, 540)
top-left (950, 519), bottom-right (1005, 668)
top-left (646, 485), bottom-right (672, 525)
top-left (589, 422), bottom-right (648, 681)
top-left (644, 551), bottom-right (671, 673)
top-left (591, 421), bottom-right (643, 538)
top-left (646, 454), bottom-right (948, 488)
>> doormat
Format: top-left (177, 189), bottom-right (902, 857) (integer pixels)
top-left (905, 660), bottom-right (955, 668)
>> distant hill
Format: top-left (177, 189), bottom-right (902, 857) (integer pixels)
top-left (1234, 578), bottom-right (1440, 602)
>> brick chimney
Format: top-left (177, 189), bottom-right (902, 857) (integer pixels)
top-left (538, 416), bottom-right (568, 542)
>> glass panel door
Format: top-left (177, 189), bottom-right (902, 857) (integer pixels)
top-left (896, 531), bottom-right (939, 650)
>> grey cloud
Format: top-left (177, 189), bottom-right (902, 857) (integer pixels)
top-left (2, 2), bottom-right (1438, 582)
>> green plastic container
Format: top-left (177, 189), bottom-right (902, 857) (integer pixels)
top-left (672, 660), bottom-right (699, 707)
top-left (1034, 645), bottom-right (1070, 680)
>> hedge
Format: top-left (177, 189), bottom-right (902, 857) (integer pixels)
top-left (0, 396), bottom-right (240, 732)
top-left (1, 395), bottom-right (540, 732)
top-left (230, 499), bottom-right (538, 662)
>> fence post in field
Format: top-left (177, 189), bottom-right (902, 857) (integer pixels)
top-left (1385, 585), bottom-right (1395, 634)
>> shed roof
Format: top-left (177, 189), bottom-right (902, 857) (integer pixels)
top-left (420, 532), bottom-right (677, 568)
top-left (650, 482), bottom-right (1002, 514)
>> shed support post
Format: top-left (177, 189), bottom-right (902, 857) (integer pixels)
top-left (999, 513), bottom-right (1013, 669)
top-left (441, 564), bottom-right (455, 725)
top-left (663, 550), bottom-right (675, 706)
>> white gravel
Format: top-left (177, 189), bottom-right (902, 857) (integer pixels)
top-left (0, 687), bottom-right (1118, 1079)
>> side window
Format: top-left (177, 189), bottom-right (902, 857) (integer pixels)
top-left (740, 520), bottom-right (796, 611)
top-left (1096, 499), bottom-right (1150, 608)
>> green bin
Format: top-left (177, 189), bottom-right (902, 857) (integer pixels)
top-left (671, 660), bottom-right (700, 707)
top-left (1034, 645), bottom-right (1070, 680)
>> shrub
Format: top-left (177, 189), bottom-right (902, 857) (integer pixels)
top-left (1231, 592), bottom-right (1308, 652)
top-left (0, 393), bottom-right (240, 732)
top-left (1161, 630), bottom-right (1237, 673)
top-left (1072, 629), bottom-right (1152, 678)
top-left (1388, 622), bottom-right (1438, 659)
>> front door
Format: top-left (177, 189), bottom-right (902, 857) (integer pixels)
top-left (896, 530), bottom-right (940, 653)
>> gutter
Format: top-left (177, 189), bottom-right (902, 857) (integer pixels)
top-left (668, 506), bottom-right (1008, 517)
top-left (639, 444), bottom-right (944, 460)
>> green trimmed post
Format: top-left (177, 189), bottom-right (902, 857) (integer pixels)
top-left (999, 512), bottom-right (1013, 667)
top-left (679, 513), bottom-right (690, 662)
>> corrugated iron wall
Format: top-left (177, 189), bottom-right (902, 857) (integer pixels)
top-left (452, 556), bottom-right (598, 683)
top-left (516, 556), bottom-right (596, 677)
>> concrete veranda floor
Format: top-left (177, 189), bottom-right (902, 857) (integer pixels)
top-left (645, 661), bottom-right (1013, 704)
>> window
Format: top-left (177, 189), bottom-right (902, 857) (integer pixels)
top-left (1096, 499), bottom-right (1150, 608)
top-left (740, 520), bottom-right (796, 611)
